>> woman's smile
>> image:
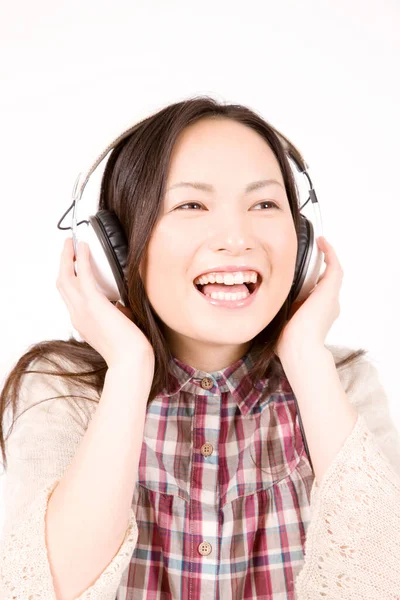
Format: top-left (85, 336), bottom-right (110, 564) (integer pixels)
top-left (193, 275), bottom-right (262, 309)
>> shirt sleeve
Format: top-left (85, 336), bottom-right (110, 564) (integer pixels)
top-left (0, 356), bottom-right (139, 600)
top-left (295, 351), bottom-right (400, 599)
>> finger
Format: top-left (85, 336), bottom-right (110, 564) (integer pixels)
top-left (58, 237), bottom-right (76, 281)
top-left (318, 237), bottom-right (342, 265)
top-left (56, 238), bottom-right (81, 308)
top-left (317, 237), bottom-right (343, 278)
top-left (75, 241), bottom-right (99, 291)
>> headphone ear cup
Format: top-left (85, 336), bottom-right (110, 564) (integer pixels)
top-left (290, 215), bottom-right (323, 305)
top-left (84, 210), bottom-right (130, 307)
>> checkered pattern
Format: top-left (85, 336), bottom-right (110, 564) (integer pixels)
top-left (117, 347), bottom-right (315, 599)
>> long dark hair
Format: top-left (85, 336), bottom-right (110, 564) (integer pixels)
top-left (0, 95), bottom-right (366, 472)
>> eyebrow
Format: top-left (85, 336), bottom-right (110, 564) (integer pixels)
top-left (166, 178), bottom-right (284, 193)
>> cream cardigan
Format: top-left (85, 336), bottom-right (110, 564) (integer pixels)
top-left (0, 344), bottom-right (400, 599)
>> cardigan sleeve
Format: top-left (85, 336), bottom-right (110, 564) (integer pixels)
top-left (294, 349), bottom-right (400, 599)
top-left (0, 356), bottom-right (138, 600)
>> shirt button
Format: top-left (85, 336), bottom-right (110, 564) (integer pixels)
top-left (201, 442), bottom-right (214, 457)
top-left (201, 377), bottom-right (213, 390)
top-left (198, 541), bottom-right (212, 556)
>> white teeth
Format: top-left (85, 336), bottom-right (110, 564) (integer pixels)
top-left (194, 271), bottom-right (258, 286)
top-left (206, 290), bottom-right (250, 300)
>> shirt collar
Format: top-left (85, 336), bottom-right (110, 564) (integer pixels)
top-left (156, 345), bottom-right (282, 416)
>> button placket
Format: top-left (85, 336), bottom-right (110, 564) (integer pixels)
top-left (199, 378), bottom-right (215, 460)
top-left (192, 373), bottom-right (218, 563)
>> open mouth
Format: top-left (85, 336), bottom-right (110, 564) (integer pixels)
top-left (193, 278), bottom-right (261, 295)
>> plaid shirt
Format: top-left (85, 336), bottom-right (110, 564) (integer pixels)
top-left (117, 347), bottom-right (315, 599)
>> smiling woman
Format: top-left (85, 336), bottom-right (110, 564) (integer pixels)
top-left (1, 96), bottom-right (389, 600)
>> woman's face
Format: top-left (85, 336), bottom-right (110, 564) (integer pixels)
top-left (139, 117), bottom-right (298, 372)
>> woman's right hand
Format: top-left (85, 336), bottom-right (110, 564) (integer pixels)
top-left (56, 237), bottom-right (155, 370)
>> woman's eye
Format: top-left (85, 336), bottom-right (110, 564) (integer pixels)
top-left (253, 201), bottom-right (279, 210)
top-left (175, 201), bottom-right (279, 211)
top-left (175, 202), bottom-right (203, 210)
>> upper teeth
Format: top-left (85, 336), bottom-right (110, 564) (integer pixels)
top-left (194, 270), bottom-right (259, 286)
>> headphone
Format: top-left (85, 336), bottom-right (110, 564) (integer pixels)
top-left (56, 122), bottom-right (324, 309)
top-left (56, 121), bottom-right (324, 476)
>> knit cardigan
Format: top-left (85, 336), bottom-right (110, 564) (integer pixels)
top-left (0, 344), bottom-right (400, 599)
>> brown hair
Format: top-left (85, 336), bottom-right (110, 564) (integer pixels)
top-left (0, 95), bottom-right (366, 472)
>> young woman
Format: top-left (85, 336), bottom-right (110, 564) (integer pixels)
top-left (1, 97), bottom-right (400, 599)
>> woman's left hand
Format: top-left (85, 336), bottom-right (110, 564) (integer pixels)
top-left (275, 236), bottom-right (344, 360)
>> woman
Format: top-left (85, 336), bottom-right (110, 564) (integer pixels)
top-left (1, 96), bottom-right (400, 599)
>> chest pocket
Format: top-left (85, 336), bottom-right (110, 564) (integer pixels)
top-left (136, 402), bottom-right (193, 503)
top-left (220, 393), bottom-right (306, 507)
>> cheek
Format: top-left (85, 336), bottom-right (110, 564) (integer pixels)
top-left (269, 227), bottom-right (298, 284)
top-left (141, 230), bottom-right (189, 298)
top-left (149, 221), bottom-right (189, 264)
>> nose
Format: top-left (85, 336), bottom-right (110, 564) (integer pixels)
top-left (208, 215), bottom-right (257, 255)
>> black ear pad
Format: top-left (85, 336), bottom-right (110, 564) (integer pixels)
top-left (289, 215), bottom-right (314, 305)
top-left (89, 210), bottom-right (130, 306)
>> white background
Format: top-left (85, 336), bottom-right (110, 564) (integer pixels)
top-left (0, 0), bottom-right (399, 531)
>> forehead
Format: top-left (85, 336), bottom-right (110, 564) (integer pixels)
top-left (166, 118), bottom-right (283, 183)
